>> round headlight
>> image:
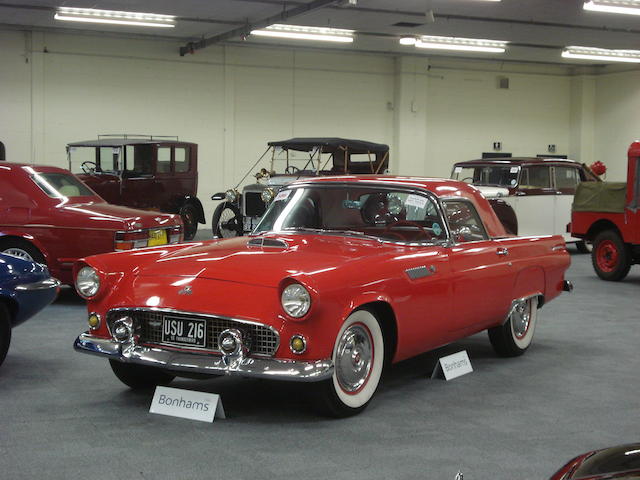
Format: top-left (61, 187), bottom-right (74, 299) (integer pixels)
top-left (261, 188), bottom-right (275, 204)
top-left (76, 266), bottom-right (100, 298)
top-left (281, 283), bottom-right (311, 318)
top-left (225, 189), bottom-right (238, 202)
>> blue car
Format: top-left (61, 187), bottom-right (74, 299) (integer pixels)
top-left (0, 253), bottom-right (60, 366)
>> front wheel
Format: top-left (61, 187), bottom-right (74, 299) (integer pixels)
top-left (315, 309), bottom-right (384, 417)
top-left (179, 204), bottom-right (199, 241)
top-left (591, 230), bottom-right (631, 281)
top-left (488, 296), bottom-right (538, 357)
top-left (0, 303), bottom-right (12, 367)
top-left (109, 360), bottom-right (175, 390)
top-left (211, 202), bottom-right (243, 238)
top-left (0, 238), bottom-right (46, 264)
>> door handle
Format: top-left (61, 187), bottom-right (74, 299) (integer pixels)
top-left (496, 247), bottom-right (509, 256)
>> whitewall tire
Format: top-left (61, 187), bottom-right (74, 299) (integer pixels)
top-left (488, 296), bottom-right (538, 357)
top-left (316, 309), bottom-right (385, 417)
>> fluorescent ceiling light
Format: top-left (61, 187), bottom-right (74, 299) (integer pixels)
top-left (405, 35), bottom-right (507, 53)
top-left (562, 46), bottom-right (640, 63)
top-left (583, 0), bottom-right (640, 15)
top-left (251, 24), bottom-right (354, 43)
top-left (54, 7), bottom-right (175, 28)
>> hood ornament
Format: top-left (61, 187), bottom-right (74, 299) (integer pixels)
top-left (178, 285), bottom-right (192, 295)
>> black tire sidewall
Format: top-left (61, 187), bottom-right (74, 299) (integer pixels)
top-left (179, 204), bottom-right (198, 241)
top-left (0, 302), bottom-right (12, 367)
top-left (109, 359), bottom-right (174, 390)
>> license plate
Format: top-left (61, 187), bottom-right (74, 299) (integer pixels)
top-left (162, 316), bottom-right (206, 348)
top-left (148, 229), bottom-right (168, 247)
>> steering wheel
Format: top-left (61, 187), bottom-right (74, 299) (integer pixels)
top-left (460, 177), bottom-right (474, 183)
top-left (384, 220), bottom-right (433, 241)
top-left (285, 165), bottom-right (300, 174)
top-left (81, 161), bottom-right (97, 174)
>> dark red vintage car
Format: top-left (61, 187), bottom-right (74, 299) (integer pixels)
top-left (67, 135), bottom-right (204, 240)
top-left (0, 163), bottom-right (183, 285)
top-left (74, 176), bottom-right (571, 416)
top-left (550, 443), bottom-right (640, 480)
top-left (572, 142), bottom-right (640, 281)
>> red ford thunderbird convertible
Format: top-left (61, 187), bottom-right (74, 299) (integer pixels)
top-left (0, 163), bottom-right (183, 285)
top-left (74, 176), bottom-right (572, 416)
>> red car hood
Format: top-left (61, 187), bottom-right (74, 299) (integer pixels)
top-left (61, 200), bottom-right (180, 230)
top-left (136, 234), bottom-right (390, 287)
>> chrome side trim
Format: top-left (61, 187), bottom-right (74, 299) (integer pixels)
top-left (73, 333), bottom-right (333, 382)
top-left (15, 277), bottom-right (61, 291)
top-left (501, 292), bottom-right (543, 325)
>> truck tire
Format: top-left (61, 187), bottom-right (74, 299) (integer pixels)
top-left (592, 230), bottom-right (631, 281)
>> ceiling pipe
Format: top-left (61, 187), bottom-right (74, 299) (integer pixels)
top-left (179, 0), bottom-right (341, 56)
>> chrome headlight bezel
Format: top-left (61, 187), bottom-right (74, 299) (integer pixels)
top-left (261, 188), bottom-right (276, 204)
top-left (75, 266), bottom-right (100, 298)
top-left (281, 283), bottom-right (311, 318)
top-left (225, 189), bottom-right (238, 203)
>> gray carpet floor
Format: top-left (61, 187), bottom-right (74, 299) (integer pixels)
top-left (1, 246), bottom-right (638, 480)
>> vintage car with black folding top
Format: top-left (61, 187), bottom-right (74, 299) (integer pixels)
top-left (74, 175), bottom-right (572, 417)
top-left (211, 137), bottom-right (389, 237)
top-left (67, 135), bottom-right (204, 240)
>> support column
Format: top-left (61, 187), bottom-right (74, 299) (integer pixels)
top-left (392, 56), bottom-right (430, 176)
top-left (569, 75), bottom-right (596, 165)
top-left (29, 31), bottom-right (46, 164)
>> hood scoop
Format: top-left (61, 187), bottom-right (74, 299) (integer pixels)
top-left (247, 237), bottom-right (289, 249)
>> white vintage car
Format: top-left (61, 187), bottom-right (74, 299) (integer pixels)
top-left (451, 157), bottom-right (599, 252)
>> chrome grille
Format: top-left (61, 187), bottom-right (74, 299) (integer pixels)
top-left (106, 309), bottom-right (279, 357)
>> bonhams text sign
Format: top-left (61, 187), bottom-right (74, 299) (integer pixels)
top-left (150, 386), bottom-right (225, 423)
top-left (431, 350), bottom-right (473, 381)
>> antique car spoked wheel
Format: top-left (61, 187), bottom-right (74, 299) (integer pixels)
top-left (316, 309), bottom-right (384, 417)
top-left (179, 204), bottom-right (199, 241)
top-left (592, 230), bottom-right (631, 281)
top-left (109, 359), bottom-right (175, 390)
top-left (0, 303), bottom-right (12, 367)
top-left (0, 240), bottom-right (45, 265)
top-left (212, 202), bottom-right (243, 238)
top-left (488, 296), bottom-right (537, 357)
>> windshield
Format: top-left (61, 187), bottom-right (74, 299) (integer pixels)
top-left (269, 147), bottom-right (334, 175)
top-left (253, 185), bottom-right (448, 244)
top-left (452, 164), bottom-right (519, 188)
top-left (31, 173), bottom-right (95, 198)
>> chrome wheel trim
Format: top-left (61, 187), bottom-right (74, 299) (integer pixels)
top-left (3, 248), bottom-right (34, 262)
top-left (511, 300), bottom-right (531, 339)
top-left (509, 296), bottom-right (537, 350)
top-left (335, 324), bottom-right (373, 394)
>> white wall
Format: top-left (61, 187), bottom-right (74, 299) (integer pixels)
top-left (2, 28), bottom-right (635, 223)
top-left (594, 69), bottom-right (640, 181)
top-left (425, 67), bottom-right (572, 178)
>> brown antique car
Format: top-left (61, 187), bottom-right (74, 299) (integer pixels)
top-left (67, 135), bottom-right (204, 240)
top-left (211, 137), bottom-right (389, 237)
top-left (451, 157), bottom-right (599, 252)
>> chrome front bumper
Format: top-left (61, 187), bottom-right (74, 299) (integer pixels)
top-left (15, 277), bottom-right (61, 291)
top-left (73, 333), bottom-right (334, 382)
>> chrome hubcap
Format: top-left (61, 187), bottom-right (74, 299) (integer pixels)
top-left (3, 248), bottom-right (34, 262)
top-left (335, 324), bottom-right (373, 393)
top-left (512, 300), bottom-right (531, 339)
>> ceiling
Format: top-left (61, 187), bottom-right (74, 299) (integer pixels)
top-left (2, 0), bottom-right (640, 66)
